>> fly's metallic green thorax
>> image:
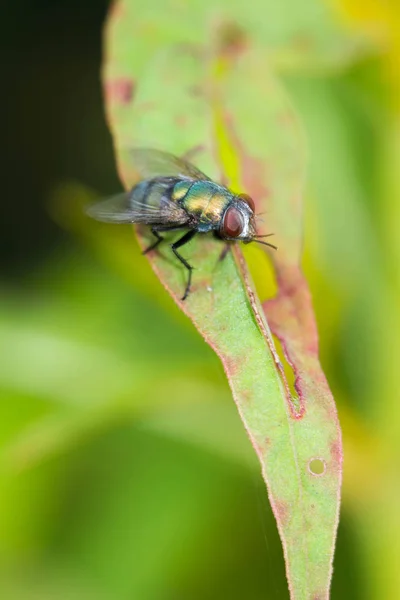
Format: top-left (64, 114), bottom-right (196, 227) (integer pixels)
top-left (172, 180), bottom-right (234, 232)
top-left (86, 148), bottom-right (275, 300)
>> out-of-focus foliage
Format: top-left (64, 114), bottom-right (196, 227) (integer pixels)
top-left (0, 1), bottom-right (399, 600)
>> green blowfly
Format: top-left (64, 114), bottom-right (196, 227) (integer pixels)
top-left (87, 148), bottom-right (276, 300)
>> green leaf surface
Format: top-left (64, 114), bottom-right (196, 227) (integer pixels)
top-left (104, 0), bottom-right (372, 80)
top-left (103, 2), bottom-right (343, 598)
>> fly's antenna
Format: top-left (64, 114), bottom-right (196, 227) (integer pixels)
top-left (253, 233), bottom-right (277, 250)
top-left (255, 240), bottom-right (278, 250)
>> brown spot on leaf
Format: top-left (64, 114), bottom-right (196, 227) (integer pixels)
top-left (257, 436), bottom-right (272, 456)
top-left (240, 388), bottom-right (252, 402)
top-left (220, 354), bottom-right (241, 379)
top-left (273, 499), bottom-right (289, 526)
top-left (105, 78), bottom-right (134, 104)
top-left (330, 438), bottom-right (343, 472)
top-left (217, 21), bottom-right (248, 61)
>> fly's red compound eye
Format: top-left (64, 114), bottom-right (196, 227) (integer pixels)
top-left (238, 193), bottom-right (255, 213)
top-left (222, 206), bottom-right (244, 238)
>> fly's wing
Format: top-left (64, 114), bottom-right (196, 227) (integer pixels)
top-left (86, 178), bottom-right (190, 226)
top-left (87, 148), bottom-right (210, 225)
top-left (129, 148), bottom-right (211, 181)
top-left (86, 192), bottom-right (138, 224)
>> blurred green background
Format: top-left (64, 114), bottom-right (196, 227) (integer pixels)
top-left (1, 1), bottom-right (399, 598)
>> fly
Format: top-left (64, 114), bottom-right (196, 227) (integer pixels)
top-left (86, 148), bottom-right (277, 300)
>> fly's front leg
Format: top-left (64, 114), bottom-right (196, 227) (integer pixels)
top-left (218, 243), bottom-right (231, 262)
top-left (142, 227), bottom-right (164, 255)
top-left (171, 230), bottom-right (197, 301)
top-left (212, 231), bottom-right (231, 262)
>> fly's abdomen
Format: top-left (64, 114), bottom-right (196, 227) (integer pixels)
top-left (129, 177), bottom-right (189, 225)
top-left (172, 180), bottom-right (232, 231)
top-left (131, 180), bottom-right (164, 210)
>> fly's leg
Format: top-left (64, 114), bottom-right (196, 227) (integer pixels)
top-left (218, 243), bottom-right (231, 262)
top-left (211, 232), bottom-right (231, 262)
top-left (142, 228), bottom-right (164, 254)
top-left (142, 225), bottom-right (188, 254)
top-left (171, 230), bottom-right (197, 301)
top-left (143, 226), bottom-right (196, 300)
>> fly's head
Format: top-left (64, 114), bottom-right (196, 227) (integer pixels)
top-left (219, 193), bottom-right (277, 250)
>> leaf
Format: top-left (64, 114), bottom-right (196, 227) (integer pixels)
top-left (103, 0), bottom-right (373, 84)
top-left (102, 2), bottom-right (343, 599)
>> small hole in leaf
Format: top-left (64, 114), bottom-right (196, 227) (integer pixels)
top-left (308, 458), bottom-right (326, 476)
